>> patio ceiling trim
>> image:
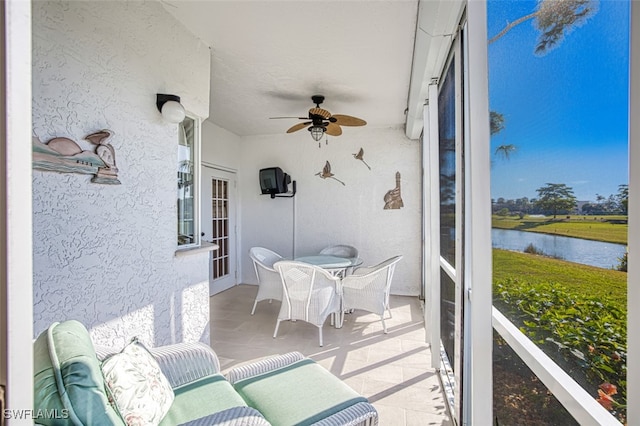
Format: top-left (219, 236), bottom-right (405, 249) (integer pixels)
top-left (405, 0), bottom-right (465, 140)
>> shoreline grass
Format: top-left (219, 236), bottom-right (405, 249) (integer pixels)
top-left (492, 215), bottom-right (628, 245)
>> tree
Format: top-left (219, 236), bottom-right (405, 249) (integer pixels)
top-left (535, 183), bottom-right (577, 218)
top-left (515, 197), bottom-right (531, 214)
top-left (490, 111), bottom-right (514, 160)
top-left (488, 0), bottom-right (599, 55)
top-left (490, 111), bottom-right (506, 135)
top-left (495, 144), bottom-right (516, 159)
top-left (617, 184), bottom-right (629, 213)
top-left (581, 202), bottom-right (595, 214)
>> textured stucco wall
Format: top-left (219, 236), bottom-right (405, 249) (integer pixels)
top-left (238, 126), bottom-right (422, 296)
top-left (201, 121), bottom-right (242, 171)
top-left (32, 1), bottom-right (211, 347)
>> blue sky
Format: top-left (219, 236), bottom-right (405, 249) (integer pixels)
top-left (487, 0), bottom-right (629, 202)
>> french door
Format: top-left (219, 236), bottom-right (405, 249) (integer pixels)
top-left (425, 6), bottom-right (494, 424)
top-left (201, 166), bottom-right (237, 295)
top-left (426, 30), bottom-right (466, 425)
top-left (440, 35), bottom-right (465, 423)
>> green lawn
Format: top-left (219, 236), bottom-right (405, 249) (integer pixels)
top-left (493, 249), bottom-right (627, 304)
top-left (492, 215), bottom-right (628, 245)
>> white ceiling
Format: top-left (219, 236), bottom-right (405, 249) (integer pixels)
top-left (161, 0), bottom-right (420, 137)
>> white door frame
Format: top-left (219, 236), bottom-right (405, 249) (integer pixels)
top-left (201, 163), bottom-right (238, 295)
top-left (2, 0), bottom-right (34, 418)
top-left (463, 3), bottom-right (493, 424)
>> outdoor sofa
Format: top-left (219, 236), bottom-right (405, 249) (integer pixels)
top-left (33, 320), bottom-right (378, 425)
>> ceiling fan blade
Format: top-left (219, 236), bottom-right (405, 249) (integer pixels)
top-left (332, 114), bottom-right (367, 127)
top-left (309, 107), bottom-right (332, 119)
top-left (286, 122), bottom-right (312, 133)
top-left (325, 122), bottom-right (342, 136)
top-left (270, 116), bottom-right (309, 120)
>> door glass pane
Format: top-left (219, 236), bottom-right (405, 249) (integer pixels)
top-left (439, 62), bottom-right (456, 267)
top-left (439, 55), bottom-right (459, 369)
top-left (210, 178), bottom-right (230, 280)
top-left (440, 269), bottom-right (456, 369)
top-left (488, 1), bottom-right (629, 422)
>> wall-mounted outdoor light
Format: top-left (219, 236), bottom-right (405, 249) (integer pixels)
top-left (156, 94), bottom-right (186, 123)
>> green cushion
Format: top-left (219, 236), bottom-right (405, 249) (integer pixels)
top-left (159, 375), bottom-right (248, 426)
top-left (233, 359), bottom-right (367, 426)
top-left (33, 320), bottom-right (123, 426)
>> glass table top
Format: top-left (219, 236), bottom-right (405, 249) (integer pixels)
top-left (294, 255), bottom-right (362, 268)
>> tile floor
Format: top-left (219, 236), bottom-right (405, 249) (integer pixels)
top-left (209, 284), bottom-right (453, 426)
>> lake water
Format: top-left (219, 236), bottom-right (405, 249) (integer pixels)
top-left (492, 229), bottom-right (627, 269)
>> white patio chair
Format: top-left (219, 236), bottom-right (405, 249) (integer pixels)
top-left (273, 261), bottom-right (342, 347)
top-left (319, 245), bottom-right (359, 276)
top-left (249, 247), bottom-right (284, 315)
top-left (319, 244), bottom-right (359, 259)
top-left (341, 255), bottom-right (403, 333)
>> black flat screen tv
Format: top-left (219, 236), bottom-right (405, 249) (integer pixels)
top-left (259, 167), bottom-right (290, 197)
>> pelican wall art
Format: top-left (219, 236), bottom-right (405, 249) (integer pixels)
top-left (32, 129), bottom-right (121, 184)
top-left (352, 147), bottom-right (371, 170)
top-left (315, 161), bottom-right (345, 186)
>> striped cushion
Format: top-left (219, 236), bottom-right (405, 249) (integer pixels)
top-left (177, 407), bottom-right (270, 426)
top-left (233, 359), bottom-right (367, 426)
top-left (148, 342), bottom-right (220, 388)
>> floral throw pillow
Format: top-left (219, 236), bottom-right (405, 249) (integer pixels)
top-left (101, 338), bottom-right (174, 426)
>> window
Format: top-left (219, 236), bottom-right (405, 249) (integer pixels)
top-left (177, 114), bottom-right (200, 247)
top-left (488, 1), bottom-right (629, 423)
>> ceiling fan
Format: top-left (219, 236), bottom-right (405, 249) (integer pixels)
top-left (270, 95), bottom-right (366, 143)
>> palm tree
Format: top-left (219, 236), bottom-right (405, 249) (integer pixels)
top-left (489, 0), bottom-right (598, 55)
top-left (495, 144), bottom-right (516, 160)
top-left (490, 111), bottom-right (506, 136)
top-left (489, 0), bottom-right (599, 164)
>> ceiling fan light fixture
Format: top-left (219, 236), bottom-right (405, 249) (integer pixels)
top-left (309, 125), bottom-right (325, 141)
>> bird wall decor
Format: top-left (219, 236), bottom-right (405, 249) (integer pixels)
top-left (352, 147), bottom-right (371, 170)
top-left (315, 161), bottom-right (345, 186)
top-left (32, 129), bottom-right (121, 185)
